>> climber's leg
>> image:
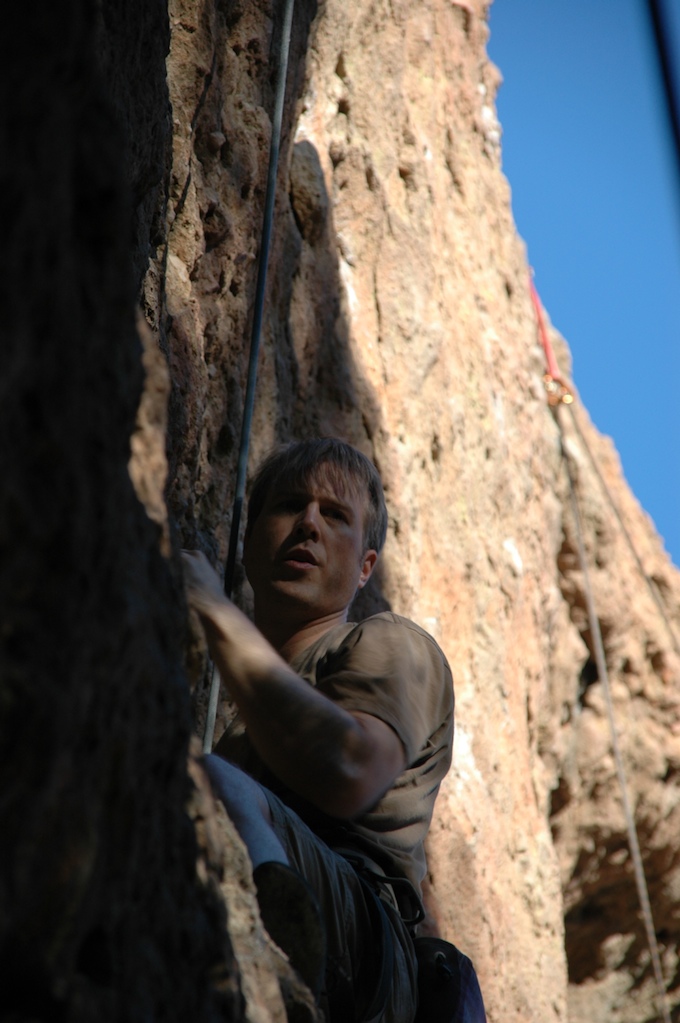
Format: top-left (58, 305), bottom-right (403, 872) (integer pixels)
top-left (203, 753), bottom-right (287, 867)
top-left (202, 755), bottom-right (417, 1021)
top-left (262, 786), bottom-right (418, 1023)
top-left (203, 754), bottom-right (326, 995)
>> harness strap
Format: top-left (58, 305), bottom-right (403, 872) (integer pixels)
top-left (334, 847), bottom-right (425, 927)
top-left (358, 877), bottom-right (397, 1023)
top-left (331, 847), bottom-right (422, 1022)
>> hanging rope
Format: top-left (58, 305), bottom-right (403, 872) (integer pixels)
top-left (531, 280), bottom-right (671, 1023)
top-left (529, 276), bottom-right (573, 406)
top-left (566, 407), bottom-right (680, 659)
top-left (203, 0), bottom-right (296, 754)
top-left (530, 272), bottom-right (680, 657)
top-left (559, 423), bottom-right (671, 1023)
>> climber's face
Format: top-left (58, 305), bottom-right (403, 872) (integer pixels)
top-left (243, 466), bottom-right (377, 631)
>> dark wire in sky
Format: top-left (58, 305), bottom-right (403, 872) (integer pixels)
top-left (648, 0), bottom-right (680, 211)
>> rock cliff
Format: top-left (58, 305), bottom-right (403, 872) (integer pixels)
top-left (2, 1), bottom-right (679, 1022)
top-left (0, 2), bottom-right (239, 1019)
top-left (154, 0), bottom-right (680, 1019)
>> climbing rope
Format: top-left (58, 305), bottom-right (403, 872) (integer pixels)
top-left (532, 281), bottom-right (672, 1023)
top-left (566, 409), bottom-right (680, 659)
top-left (203, 0), bottom-right (296, 754)
top-left (531, 274), bottom-right (680, 657)
top-left (559, 427), bottom-right (671, 1023)
top-left (529, 278), bottom-right (573, 407)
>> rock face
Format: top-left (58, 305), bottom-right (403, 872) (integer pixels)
top-left (3, 0), bottom-right (679, 1022)
top-left (154, 0), bottom-right (680, 1020)
top-left (0, 2), bottom-right (239, 1020)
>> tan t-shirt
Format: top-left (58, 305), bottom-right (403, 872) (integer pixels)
top-left (217, 612), bottom-right (454, 892)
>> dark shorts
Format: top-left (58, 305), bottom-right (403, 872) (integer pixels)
top-left (264, 787), bottom-right (418, 1023)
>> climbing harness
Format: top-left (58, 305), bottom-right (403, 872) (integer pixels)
top-left (339, 847), bottom-right (486, 1023)
top-left (532, 279), bottom-right (672, 1023)
top-left (413, 937), bottom-right (487, 1023)
top-left (203, 0), bottom-right (296, 753)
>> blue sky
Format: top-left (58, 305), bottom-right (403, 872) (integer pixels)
top-left (487, 0), bottom-right (680, 567)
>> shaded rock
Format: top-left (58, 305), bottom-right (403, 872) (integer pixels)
top-left (0, 1), bottom-right (240, 1019)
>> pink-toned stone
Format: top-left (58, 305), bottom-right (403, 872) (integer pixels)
top-left (147, 1), bottom-right (680, 1020)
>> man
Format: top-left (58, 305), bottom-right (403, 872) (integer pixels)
top-left (183, 439), bottom-right (454, 1023)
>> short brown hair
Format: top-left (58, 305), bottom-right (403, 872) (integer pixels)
top-left (247, 439), bottom-right (388, 553)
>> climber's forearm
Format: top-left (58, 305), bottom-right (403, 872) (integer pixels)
top-left (182, 551), bottom-right (403, 815)
top-left (201, 604), bottom-right (403, 817)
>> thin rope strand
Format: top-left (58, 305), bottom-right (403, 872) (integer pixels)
top-left (203, 0), bottom-right (296, 754)
top-left (557, 406), bottom-right (671, 1023)
top-left (566, 406), bottom-right (680, 659)
top-left (530, 279), bottom-right (672, 1019)
top-left (530, 277), bottom-right (679, 656)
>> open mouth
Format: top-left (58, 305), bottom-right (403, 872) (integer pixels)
top-left (282, 547), bottom-right (318, 568)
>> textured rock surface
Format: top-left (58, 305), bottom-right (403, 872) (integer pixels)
top-left (151, 0), bottom-right (680, 1021)
top-left (0, 2), bottom-right (240, 1020)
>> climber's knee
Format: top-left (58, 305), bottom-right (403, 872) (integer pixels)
top-left (204, 754), bottom-right (271, 822)
top-left (203, 753), bottom-right (286, 868)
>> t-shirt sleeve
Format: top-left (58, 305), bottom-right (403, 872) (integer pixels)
top-left (313, 614), bottom-right (454, 766)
